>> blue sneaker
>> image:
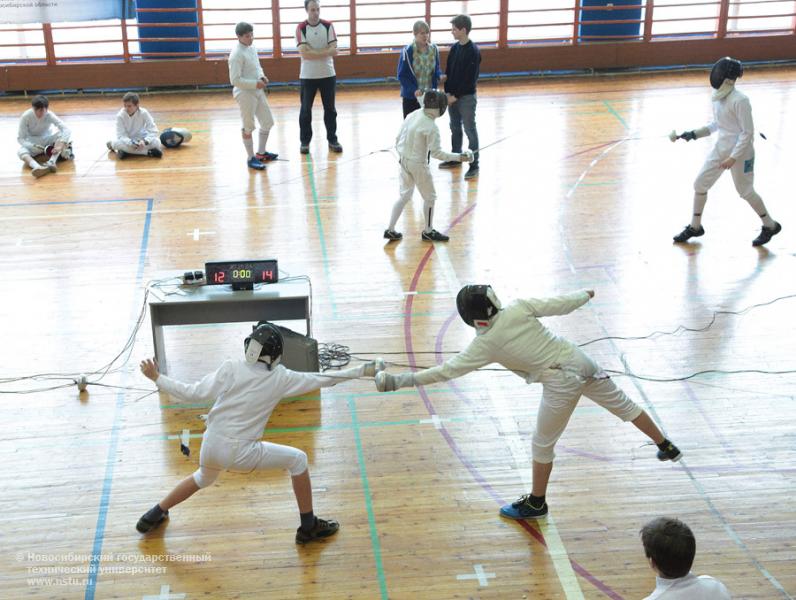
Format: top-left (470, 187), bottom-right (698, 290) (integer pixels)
top-left (247, 156), bottom-right (266, 170)
top-left (500, 494), bottom-right (548, 520)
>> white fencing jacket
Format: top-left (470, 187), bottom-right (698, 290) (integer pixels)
top-left (644, 573), bottom-right (731, 600)
top-left (156, 360), bottom-right (367, 442)
top-left (115, 107), bottom-right (159, 145)
top-left (17, 108), bottom-right (71, 151)
top-left (704, 87), bottom-right (755, 161)
top-left (410, 291), bottom-right (594, 387)
top-left (228, 42), bottom-right (265, 98)
top-left (396, 108), bottom-right (460, 165)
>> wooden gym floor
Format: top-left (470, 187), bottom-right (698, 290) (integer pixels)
top-left (1, 68), bottom-right (795, 599)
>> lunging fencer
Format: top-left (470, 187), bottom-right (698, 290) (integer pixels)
top-left (17, 95), bottom-right (73, 179)
top-left (672, 57), bottom-right (781, 247)
top-left (137, 322), bottom-right (384, 545)
top-left (106, 92), bottom-right (163, 159)
top-left (375, 286), bottom-right (682, 520)
top-left (229, 22), bottom-right (278, 171)
top-left (384, 90), bottom-right (473, 243)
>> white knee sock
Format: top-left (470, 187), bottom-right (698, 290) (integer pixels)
top-left (424, 204), bottom-right (434, 233)
top-left (258, 129), bottom-right (269, 155)
top-left (24, 156), bottom-right (39, 169)
top-left (690, 192), bottom-right (708, 229)
top-left (388, 200), bottom-right (406, 231)
top-left (743, 192), bottom-right (776, 228)
top-left (242, 137), bottom-right (254, 158)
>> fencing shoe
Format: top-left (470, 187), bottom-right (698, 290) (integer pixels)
top-left (500, 494), bottom-right (548, 520)
top-left (673, 225), bottom-right (705, 243)
top-left (136, 505), bottom-right (168, 533)
top-left (421, 229), bottom-right (449, 242)
top-left (295, 517), bottom-right (339, 544)
top-left (752, 222), bottom-right (781, 246)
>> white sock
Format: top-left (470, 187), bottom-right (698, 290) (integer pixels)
top-left (743, 192), bottom-right (776, 228)
top-left (25, 156), bottom-right (39, 169)
top-left (258, 129), bottom-right (269, 155)
top-left (690, 192), bottom-right (707, 229)
top-left (243, 137), bottom-right (254, 158)
top-left (424, 206), bottom-right (434, 233)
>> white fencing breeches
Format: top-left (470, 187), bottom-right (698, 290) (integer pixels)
top-left (110, 137), bottom-right (163, 155)
top-left (388, 158), bottom-right (436, 230)
top-left (192, 431), bottom-right (308, 488)
top-left (532, 349), bottom-right (642, 463)
top-left (236, 89), bottom-right (274, 135)
top-left (694, 151), bottom-right (758, 200)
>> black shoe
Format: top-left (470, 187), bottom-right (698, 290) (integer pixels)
top-left (329, 142), bottom-right (343, 153)
top-left (752, 222), bottom-right (781, 246)
top-left (136, 505), bottom-right (168, 533)
top-left (384, 229), bottom-right (402, 241)
top-left (148, 148), bottom-right (163, 158)
top-left (657, 441), bottom-right (682, 462)
top-left (295, 517), bottom-right (339, 545)
top-left (438, 160), bottom-right (460, 169)
top-left (256, 151), bottom-right (279, 162)
top-left (421, 229), bottom-right (449, 242)
top-left (464, 164), bottom-right (479, 179)
top-left (300, 145), bottom-right (310, 154)
top-left (673, 224), bottom-right (705, 243)
top-left (116, 149), bottom-right (128, 160)
top-left (500, 494), bottom-right (548, 520)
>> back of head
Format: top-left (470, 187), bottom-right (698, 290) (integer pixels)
top-left (235, 21), bottom-right (253, 37)
top-left (640, 517), bottom-right (696, 578)
top-left (423, 90), bottom-right (448, 117)
top-left (31, 95), bottom-right (49, 110)
top-left (244, 322), bottom-right (284, 369)
top-left (710, 57), bottom-right (743, 89)
top-left (456, 284), bottom-right (502, 327)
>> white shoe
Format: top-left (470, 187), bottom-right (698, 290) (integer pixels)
top-left (31, 165), bottom-right (49, 178)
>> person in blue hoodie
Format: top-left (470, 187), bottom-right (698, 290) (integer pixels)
top-left (397, 20), bottom-right (445, 119)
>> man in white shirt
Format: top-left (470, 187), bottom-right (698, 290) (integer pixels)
top-left (376, 285), bottom-right (683, 520)
top-left (641, 517), bottom-right (731, 599)
top-left (137, 322), bottom-right (384, 545)
top-left (229, 22), bottom-right (278, 171)
top-left (106, 92), bottom-right (163, 159)
top-left (672, 57), bottom-right (781, 247)
top-left (296, 0), bottom-right (342, 154)
top-left (384, 90), bottom-right (472, 243)
top-left (17, 95), bottom-right (73, 179)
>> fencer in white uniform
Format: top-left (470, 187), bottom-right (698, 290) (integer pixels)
top-left (107, 92), bottom-right (163, 158)
top-left (384, 90), bottom-right (473, 243)
top-left (137, 323), bottom-right (384, 545)
top-left (641, 517), bottom-right (731, 600)
top-left (229, 21), bottom-right (277, 171)
top-left (672, 57), bottom-right (781, 247)
top-left (376, 285), bottom-right (682, 520)
top-left (17, 95), bottom-right (72, 179)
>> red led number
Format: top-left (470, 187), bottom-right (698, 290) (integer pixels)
top-left (213, 271), bottom-right (226, 283)
top-left (262, 270), bottom-right (273, 281)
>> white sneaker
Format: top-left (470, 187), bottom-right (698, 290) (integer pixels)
top-left (31, 165), bottom-right (49, 178)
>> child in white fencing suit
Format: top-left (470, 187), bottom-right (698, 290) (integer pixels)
top-left (138, 322), bottom-right (383, 544)
top-left (672, 57), bottom-right (781, 247)
top-left (384, 90), bottom-right (472, 243)
top-left (376, 285), bottom-right (682, 520)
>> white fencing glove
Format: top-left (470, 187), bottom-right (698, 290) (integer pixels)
top-left (363, 358), bottom-right (385, 378)
top-left (460, 150), bottom-right (474, 163)
top-left (375, 371), bottom-right (415, 392)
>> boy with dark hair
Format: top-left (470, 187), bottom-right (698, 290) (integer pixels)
top-left (107, 92), bottom-right (163, 159)
top-left (641, 517), bottom-right (731, 599)
top-left (439, 14), bottom-right (481, 179)
top-left (17, 95), bottom-right (73, 178)
top-left (229, 21), bottom-right (278, 171)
